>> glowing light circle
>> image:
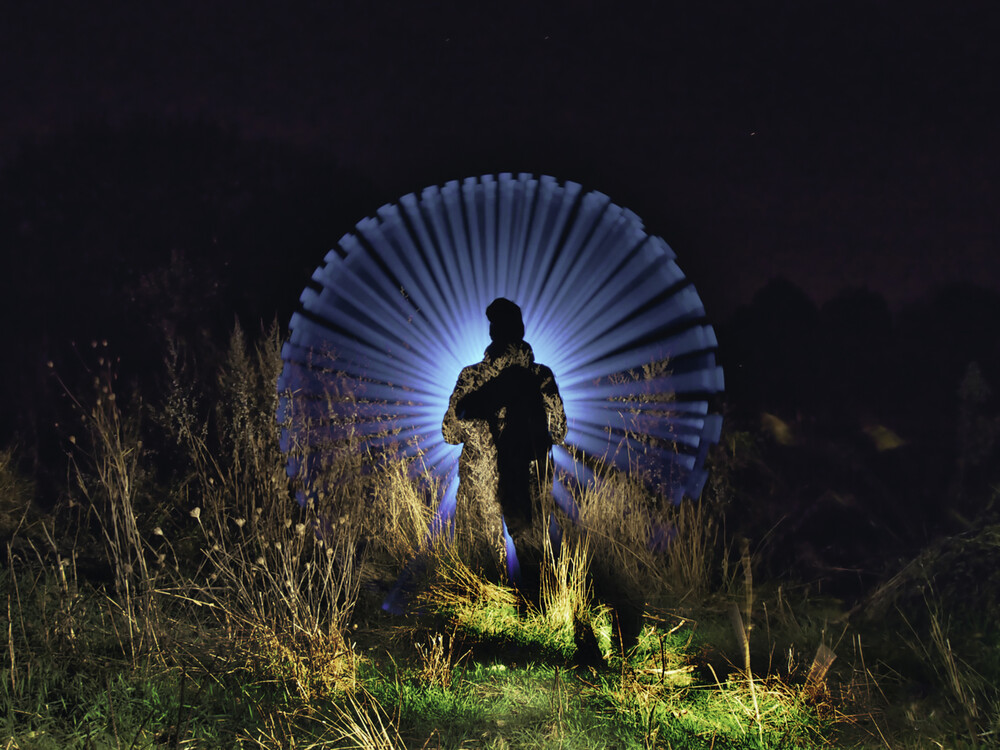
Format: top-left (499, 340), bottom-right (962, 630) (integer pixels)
top-left (278, 173), bottom-right (724, 521)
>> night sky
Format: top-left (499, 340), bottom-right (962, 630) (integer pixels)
top-left (3, 1), bottom-right (998, 322)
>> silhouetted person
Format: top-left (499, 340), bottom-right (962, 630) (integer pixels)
top-left (443, 298), bottom-right (566, 588)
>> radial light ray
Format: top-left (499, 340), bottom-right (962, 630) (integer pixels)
top-left (278, 173), bottom-right (724, 517)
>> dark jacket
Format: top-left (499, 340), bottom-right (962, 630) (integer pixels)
top-left (443, 341), bottom-right (566, 525)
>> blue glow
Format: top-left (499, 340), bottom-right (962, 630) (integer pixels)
top-left (502, 519), bottom-right (519, 583)
top-left (278, 173), bottom-right (724, 519)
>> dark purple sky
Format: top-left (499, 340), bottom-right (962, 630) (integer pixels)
top-left (3, 1), bottom-right (998, 319)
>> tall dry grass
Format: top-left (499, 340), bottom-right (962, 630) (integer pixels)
top-left (158, 322), bottom-right (365, 697)
top-left (568, 465), bottom-right (721, 605)
top-left (57, 344), bottom-right (166, 661)
top-left (6, 321), bottom-right (736, 745)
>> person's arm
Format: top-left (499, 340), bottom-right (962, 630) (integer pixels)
top-left (443, 367), bottom-right (476, 444)
top-left (539, 366), bottom-right (567, 445)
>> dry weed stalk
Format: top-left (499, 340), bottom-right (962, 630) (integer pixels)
top-left (364, 456), bottom-right (436, 568)
top-left (414, 629), bottom-right (466, 689)
top-left (921, 593), bottom-right (983, 742)
top-left (330, 687), bottom-right (405, 750)
top-left (418, 539), bottom-right (519, 614)
top-left (161, 324), bottom-right (364, 696)
top-left (540, 531), bottom-right (592, 631)
top-left (663, 498), bottom-right (719, 598)
top-left (58, 347), bottom-right (164, 661)
top-left (570, 464), bottom-right (720, 605)
top-left (572, 470), bottom-right (663, 592)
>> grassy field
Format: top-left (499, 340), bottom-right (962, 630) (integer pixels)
top-left (2, 327), bottom-right (998, 748)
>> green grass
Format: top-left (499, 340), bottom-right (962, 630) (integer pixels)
top-left (359, 581), bottom-right (831, 750)
top-left (1, 518), bottom-right (840, 749)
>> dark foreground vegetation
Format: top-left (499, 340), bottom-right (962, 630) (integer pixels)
top-left (1, 322), bottom-right (998, 749)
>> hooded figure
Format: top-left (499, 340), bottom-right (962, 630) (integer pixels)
top-left (443, 298), bottom-right (567, 582)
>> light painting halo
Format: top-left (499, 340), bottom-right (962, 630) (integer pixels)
top-left (278, 173), bottom-right (724, 522)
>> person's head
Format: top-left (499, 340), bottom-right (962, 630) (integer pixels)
top-left (486, 297), bottom-right (524, 346)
